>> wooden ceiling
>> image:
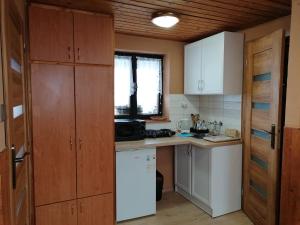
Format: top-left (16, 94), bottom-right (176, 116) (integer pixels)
top-left (31, 0), bottom-right (291, 42)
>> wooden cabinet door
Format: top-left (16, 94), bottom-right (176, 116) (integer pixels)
top-left (78, 194), bottom-right (114, 225)
top-left (31, 64), bottom-right (76, 206)
top-left (201, 33), bottom-right (224, 94)
top-left (184, 41), bottom-right (202, 95)
top-left (74, 12), bottom-right (113, 65)
top-left (35, 200), bottom-right (77, 225)
top-left (175, 145), bottom-right (192, 194)
top-left (191, 147), bottom-right (210, 206)
top-left (29, 5), bottom-right (74, 62)
top-left (75, 66), bottom-right (114, 198)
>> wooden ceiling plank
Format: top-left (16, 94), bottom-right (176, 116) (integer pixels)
top-left (156, 0), bottom-right (275, 21)
top-left (112, 3), bottom-right (238, 28)
top-left (214, 0), bottom-right (290, 14)
top-left (29, 0), bottom-right (291, 42)
top-left (187, 0), bottom-right (280, 18)
top-left (115, 20), bottom-right (210, 35)
top-left (109, 0), bottom-right (248, 25)
top-left (114, 10), bottom-right (228, 30)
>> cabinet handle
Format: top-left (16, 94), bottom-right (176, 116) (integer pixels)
top-left (71, 204), bottom-right (74, 215)
top-left (79, 202), bottom-right (83, 213)
top-left (77, 48), bottom-right (80, 61)
top-left (79, 139), bottom-right (83, 150)
top-left (67, 46), bottom-right (71, 60)
top-left (198, 80), bottom-right (201, 90)
top-left (201, 80), bottom-right (205, 91)
top-left (70, 136), bottom-right (73, 151)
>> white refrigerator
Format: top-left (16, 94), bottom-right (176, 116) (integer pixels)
top-left (116, 148), bottom-right (156, 222)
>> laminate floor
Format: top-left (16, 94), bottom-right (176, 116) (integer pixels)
top-left (119, 192), bottom-right (253, 225)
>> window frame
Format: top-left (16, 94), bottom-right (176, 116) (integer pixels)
top-left (115, 51), bottom-right (164, 119)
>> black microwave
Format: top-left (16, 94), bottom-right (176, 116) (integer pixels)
top-left (115, 119), bottom-right (146, 142)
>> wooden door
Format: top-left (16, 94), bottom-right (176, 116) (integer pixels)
top-left (75, 66), bottom-right (114, 198)
top-left (35, 200), bottom-right (77, 225)
top-left (243, 30), bottom-right (285, 225)
top-left (175, 145), bottom-right (192, 194)
top-left (74, 12), bottom-right (113, 65)
top-left (77, 194), bottom-right (114, 225)
top-left (29, 5), bottom-right (74, 63)
top-left (1, 0), bottom-right (31, 225)
top-left (31, 64), bottom-right (76, 206)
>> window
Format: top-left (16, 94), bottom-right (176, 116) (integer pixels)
top-left (114, 52), bottom-right (163, 119)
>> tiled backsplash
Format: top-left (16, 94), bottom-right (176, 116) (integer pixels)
top-left (146, 94), bottom-right (200, 130)
top-left (147, 94), bottom-right (242, 134)
top-left (198, 95), bottom-right (242, 132)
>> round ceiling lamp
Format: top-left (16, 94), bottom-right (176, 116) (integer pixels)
top-left (151, 12), bottom-right (180, 28)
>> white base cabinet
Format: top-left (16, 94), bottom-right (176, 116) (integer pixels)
top-left (175, 144), bottom-right (242, 217)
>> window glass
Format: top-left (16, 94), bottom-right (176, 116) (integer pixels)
top-left (114, 55), bottom-right (133, 116)
top-left (114, 52), bottom-right (163, 119)
top-left (136, 57), bottom-right (162, 115)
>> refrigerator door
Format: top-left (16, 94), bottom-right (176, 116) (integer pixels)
top-left (116, 148), bottom-right (156, 221)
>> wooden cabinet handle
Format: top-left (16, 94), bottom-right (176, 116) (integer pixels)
top-left (67, 46), bottom-right (71, 60)
top-left (71, 204), bottom-right (74, 215)
top-left (70, 136), bottom-right (73, 151)
top-left (77, 48), bottom-right (80, 61)
top-left (79, 139), bottom-right (83, 150)
top-left (79, 202), bottom-right (83, 213)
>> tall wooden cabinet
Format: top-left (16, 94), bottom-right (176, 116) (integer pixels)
top-left (29, 4), bottom-right (114, 225)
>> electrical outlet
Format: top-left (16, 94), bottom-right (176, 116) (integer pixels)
top-left (181, 103), bottom-right (188, 109)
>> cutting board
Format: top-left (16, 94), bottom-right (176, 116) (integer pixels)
top-left (203, 135), bottom-right (240, 143)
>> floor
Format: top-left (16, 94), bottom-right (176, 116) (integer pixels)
top-left (119, 192), bottom-right (253, 225)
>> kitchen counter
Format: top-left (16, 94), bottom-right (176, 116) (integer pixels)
top-left (115, 136), bottom-right (242, 151)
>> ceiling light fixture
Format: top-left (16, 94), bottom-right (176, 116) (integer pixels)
top-left (151, 12), bottom-right (179, 28)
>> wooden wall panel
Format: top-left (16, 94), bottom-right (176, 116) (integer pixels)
top-left (280, 127), bottom-right (300, 225)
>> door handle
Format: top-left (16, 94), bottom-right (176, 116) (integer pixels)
top-left (14, 152), bottom-right (30, 163)
top-left (11, 145), bottom-right (30, 189)
top-left (270, 124), bottom-right (275, 149)
top-left (262, 124), bottom-right (276, 149)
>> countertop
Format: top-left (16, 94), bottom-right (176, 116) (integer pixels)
top-left (115, 136), bottom-right (242, 151)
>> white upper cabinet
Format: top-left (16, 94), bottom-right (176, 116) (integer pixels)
top-left (184, 41), bottom-right (202, 94)
top-left (184, 32), bottom-right (244, 95)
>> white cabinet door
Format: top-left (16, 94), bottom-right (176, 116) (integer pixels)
top-left (184, 41), bottom-right (202, 95)
top-left (201, 33), bottom-right (224, 94)
top-left (210, 145), bottom-right (242, 217)
top-left (191, 146), bottom-right (210, 206)
top-left (175, 145), bottom-right (192, 194)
